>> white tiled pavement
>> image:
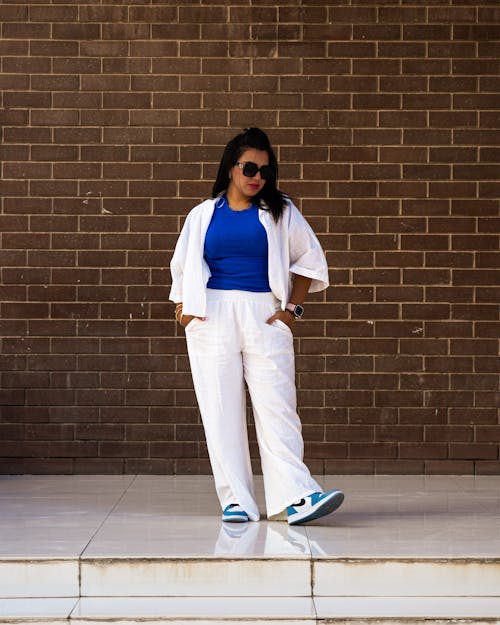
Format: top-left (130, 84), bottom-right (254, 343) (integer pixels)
top-left (1, 474), bottom-right (499, 560)
top-left (0, 474), bottom-right (499, 622)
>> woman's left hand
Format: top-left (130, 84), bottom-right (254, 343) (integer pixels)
top-left (266, 310), bottom-right (295, 329)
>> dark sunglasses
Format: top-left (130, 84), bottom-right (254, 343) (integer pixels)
top-left (236, 161), bottom-right (274, 180)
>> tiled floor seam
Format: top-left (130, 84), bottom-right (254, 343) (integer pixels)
top-left (308, 536), bottom-right (318, 621)
top-left (68, 598), bottom-right (80, 622)
top-left (78, 475), bottom-right (139, 562)
top-left (76, 477), bottom-right (138, 612)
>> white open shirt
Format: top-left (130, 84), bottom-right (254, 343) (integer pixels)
top-left (169, 196), bottom-right (329, 317)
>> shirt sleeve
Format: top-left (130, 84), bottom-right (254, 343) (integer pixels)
top-left (287, 201), bottom-right (330, 293)
top-left (168, 211), bottom-right (192, 304)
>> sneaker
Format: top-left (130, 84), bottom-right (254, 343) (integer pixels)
top-left (287, 490), bottom-right (344, 525)
top-left (222, 503), bottom-right (249, 523)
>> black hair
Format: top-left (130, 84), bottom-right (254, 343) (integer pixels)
top-left (212, 127), bottom-right (287, 222)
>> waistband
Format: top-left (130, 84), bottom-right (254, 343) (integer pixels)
top-left (206, 288), bottom-right (277, 305)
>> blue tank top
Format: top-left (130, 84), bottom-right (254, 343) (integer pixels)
top-left (204, 196), bottom-right (271, 292)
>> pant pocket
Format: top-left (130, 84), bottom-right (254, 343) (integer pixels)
top-left (273, 318), bottom-right (293, 335)
top-left (185, 317), bottom-right (203, 332)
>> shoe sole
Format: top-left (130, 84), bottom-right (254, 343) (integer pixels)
top-left (222, 515), bottom-right (249, 523)
top-left (288, 490), bottom-right (344, 526)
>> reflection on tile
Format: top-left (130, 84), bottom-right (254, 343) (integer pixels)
top-left (324, 474), bottom-right (465, 492)
top-left (119, 474), bottom-right (258, 516)
top-left (82, 474), bottom-right (310, 558)
top-left (83, 516), bottom-right (310, 558)
top-left (0, 475), bottom-right (135, 497)
top-left (0, 542), bottom-right (89, 558)
top-left (455, 475), bottom-right (500, 491)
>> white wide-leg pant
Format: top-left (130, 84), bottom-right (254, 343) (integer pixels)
top-left (185, 289), bottom-right (321, 521)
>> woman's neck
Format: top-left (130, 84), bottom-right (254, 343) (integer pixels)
top-left (226, 188), bottom-right (252, 211)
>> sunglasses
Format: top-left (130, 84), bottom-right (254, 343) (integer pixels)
top-left (236, 161), bottom-right (274, 180)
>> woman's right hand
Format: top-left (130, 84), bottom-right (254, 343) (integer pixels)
top-left (181, 314), bottom-right (195, 328)
top-left (181, 315), bottom-right (204, 328)
top-left (175, 302), bottom-right (205, 328)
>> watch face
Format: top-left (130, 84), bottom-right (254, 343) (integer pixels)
top-left (294, 304), bottom-right (304, 318)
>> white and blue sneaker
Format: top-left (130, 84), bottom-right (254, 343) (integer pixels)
top-left (287, 490), bottom-right (344, 525)
top-left (222, 503), bottom-right (249, 523)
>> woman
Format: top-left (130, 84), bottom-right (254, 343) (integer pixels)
top-left (169, 128), bottom-right (344, 525)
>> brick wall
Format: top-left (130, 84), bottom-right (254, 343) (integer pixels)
top-left (1, 1), bottom-right (499, 475)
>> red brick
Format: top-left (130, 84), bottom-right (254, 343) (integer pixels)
top-left (351, 302), bottom-right (399, 319)
top-left (379, 115), bottom-right (426, 134)
top-left (425, 285), bottom-right (474, 305)
top-left (354, 166), bottom-right (400, 184)
top-left (378, 41), bottom-right (426, 57)
top-left (400, 444), bottom-right (448, 460)
top-left (100, 442), bottom-right (148, 458)
top-left (0, 104), bottom-right (29, 127)
top-left (426, 459), bottom-right (476, 474)
top-left (354, 58), bottom-right (401, 75)
top-left (450, 444), bottom-right (498, 461)
top-left (453, 304), bottom-right (498, 322)
top-left (475, 461), bottom-right (500, 476)
top-left (2, 22), bottom-right (50, 39)
top-left (325, 390), bottom-right (373, 408)
top-left (350, 443), bottom-right (397, 460)
top-left (0, 5), bottom-right (28, 21)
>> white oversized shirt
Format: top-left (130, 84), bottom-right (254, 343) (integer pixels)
top-left (169, 196), bottom-right (329, 317)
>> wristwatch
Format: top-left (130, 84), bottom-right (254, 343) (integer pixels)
top-left (285, 303), bottom-right (305, 319)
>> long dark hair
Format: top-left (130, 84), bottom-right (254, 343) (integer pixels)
top-left (212, 127), bottom-right (287, 222)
